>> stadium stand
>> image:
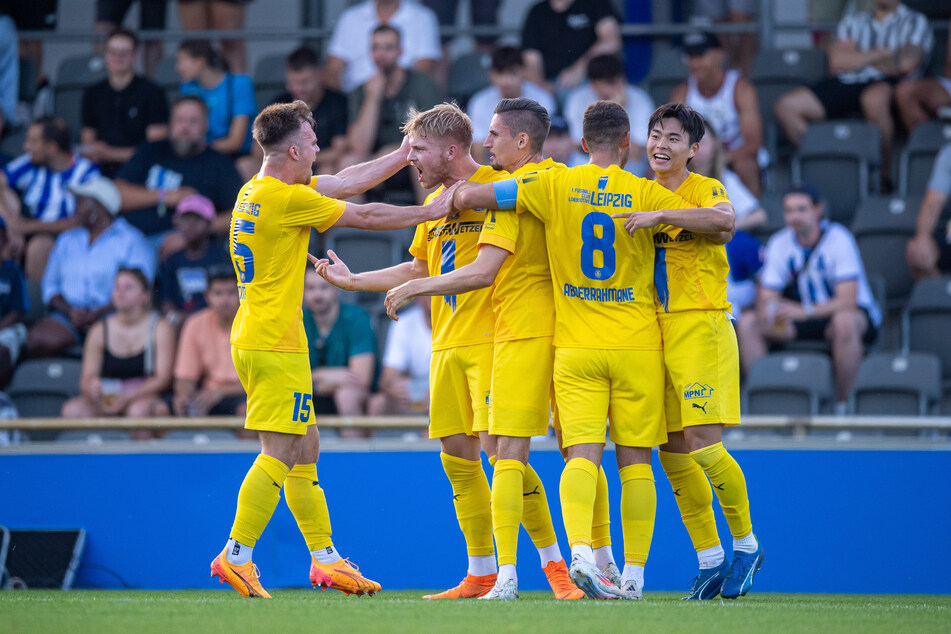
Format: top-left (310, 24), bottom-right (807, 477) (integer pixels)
top-left (903, 276), bottom-right (951, 391)
top-left (898, 121), bottom-right (951, 196)
top-left (742, 352), bottom-right (834, 416)
top-left (6, 358), bottom-right (81, 421)
top-left (749, 191), bottom-right (785, 243)
top-left (644, 47), bottom-right (687, 106)
top-left (252, 53), bottom-right (292, 112)
top-left (52, 55), bottom-right (107, 144)
top-left (851, 195), bottom-right (921, 308)
top-left (849, 352), bottom-right (942, 416)
top-left (153, 56), bottom-right (181, 108)
top-left (446, 51), bottom-right (491, 109)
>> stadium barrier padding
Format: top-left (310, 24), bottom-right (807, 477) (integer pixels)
top-left (1, 448), bottom-right (948, 594)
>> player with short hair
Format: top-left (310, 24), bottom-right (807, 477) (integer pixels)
top-left (383, 97), bottom-right (587, 600)
top-left (210, 100), bottom-right (457, 598)
top-left (452, 100), bottom-right (733, 600)
top-left (314, 102), bottom-right (509, 599)
top-left (636, 102), bottom-right (763, 600)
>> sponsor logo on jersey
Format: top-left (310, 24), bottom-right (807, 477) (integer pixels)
top-left (683, 382), bottom-right (714, 400)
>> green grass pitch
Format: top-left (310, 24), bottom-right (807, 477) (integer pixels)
top-left (2, 590), bottom-right (948, 633)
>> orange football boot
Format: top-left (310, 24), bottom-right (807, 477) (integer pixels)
top-left (310, 557), bottom-right (381, 596)
top-left (423, 573), bottom-right (497, 599)
top-left (543, 559), bottom-right (586, 600)
top-left (211, 548), bottom-right (271, 598)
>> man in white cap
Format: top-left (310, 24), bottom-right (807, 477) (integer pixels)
top-left (26, 175), bottom-right (155, 358)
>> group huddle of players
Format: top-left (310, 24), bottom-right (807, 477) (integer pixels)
top-left (210, 96), bottom-right (764, 602)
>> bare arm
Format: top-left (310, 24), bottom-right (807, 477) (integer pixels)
top-left (211, 114), bottom-right (251, 155)
top-left (556, 16), bottom-right (622, 89)
top-left (728, 79), bottom-right (763, 161)
top-left (173, 377), bottom-right (199, 415)
top-left (828, 40), bottom-right (892, 75)
top-left (312, 251), bottom-right (428, 293)
top-left (126, 318), bottom-right (176, 400)
top-left (324, 55), bottom-right (346, 92)
top-left (17, 217), bottom-right (78, 236)
top-left (454, 181), bottom-right (503, 211)
top-left (336, 181), bottom-right (458, 231)
top-left (79, 322), bottom-right (105, 400)
top-left (348, 352), bottom-right (375, 390)
top-left (145, 122), bottom-right (168, 142)
top-left (314, 137), bottom-right (410, 199)
top-left (734, 207), bottom-right (767, 232)
top-left (614, 202), bottom-right (736, 236)
top-left (346, 76), bottom-right (385, 158)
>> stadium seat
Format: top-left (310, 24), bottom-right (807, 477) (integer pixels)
top-left (163, 429), bottom-right (238, 443)
top-left (898, 122), bottom-right (951, 196)
top-left (849, 352), bottom-right (942, 416)
top-left (6, 358), bottom-right (82, 418)
top-left (851, 195), bottom-right (920, 307)
top-left (325, 227), bottom-right (404, 274)
top-left (53, 55), bottom-right (108, 143)
top-left (253, 53), bottom-right (291, 111)
top-left (791, 120), bottom-right (881, 225)
top-left (902, 276), bottom-right (951, 385)
top-left (749, 191), bottom-right (786, 243)
top-left (447, 52), bottom-right (490, 109)
top-left (19, 56), bottom-right (38, 103)
top-left (742, 352), bottom-right (834, 416)
top-left (153, 56), bottom-right (181, 107)
top-left (645, 47), bottom-right (687, 106)
top-left (57, 429), bottom-right (132, 443)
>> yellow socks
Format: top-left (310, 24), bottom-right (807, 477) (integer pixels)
top-left (619, 464), bottom-right (655, 567)
top-left (441, 452), bottom-right (494, 557)
top-left (230, 454), bottom-right (290, 547)
top-left (491, 459), bottom-right (524, 566)
top-left (690, 442), bottom-right (753, 540)
top-left (520, 463), bottom-right (558, 551)
top-left (591, 465), bottom-right (612, 549)
top-left (658, 450), bottom-right (720, 552)
top-left (284, 463), bottom-right (333, 552)
top-left (560, 457), bottom-right (598, 548)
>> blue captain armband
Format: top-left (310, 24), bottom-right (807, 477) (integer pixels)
top-left (492, 178), bottom-right (519, 209)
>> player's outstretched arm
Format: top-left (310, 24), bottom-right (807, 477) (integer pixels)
top-left (314, 137), bottom-right (411, 199)
top-left (613, 202), bottom-right (735, 238)
top-left (309, 251), bottom-right (427, 293)
top-left (453, 178), bottom-right (518, 212)
top-left (337, 181), bottom-right (461, 231)
top-left (384, 245), bottom-right (509, 320)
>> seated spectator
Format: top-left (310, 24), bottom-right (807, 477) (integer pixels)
top-left (94, 0), bottom-right (166, 77)
top-left (173, 266), bottom-right (245, 416)
top-left (467, 46), bottom-right (556, 159)
top-left (0, 111), bottom-right (12, 169)
top-left (60, 267), bottom-right (174, 426)
top-left (0, 14), bottom-right (16, 126)
top-left (896, 34), bottom-right (951, 131)
top-left (177, 0), bottom-right (249, 74)
top-left (689, 0), bottom-right (759, 76)
top-left (325, 0), bottom-right (441, 94)
top-left (521, 0), bottom-right (622, 95)
top-left (671, 32), bottom-right (764, 195)
top-left (736, 185), bottom-right (882, 414)
top-left (542, 115), bottom-right (574, 164)
top-left (368, 296), bottom-right (431, 416)
top-left (159, 194), bottom-right (230, 327)
top-left (0, 116), bottom-right (100, 280)
top-left (27, 176), bottom-right (156, 358)
top-left (175, 39), bottom-right (256, 156)
top-left (564, 54), bottom-right (654, 174)
top-left (907, 142), bottom-right (951, 279)
top-left (422, 0), bottom-right (500, 88)
top-left (690, 122), bottom-right (766, 231)
top-left (115, 95), bottom-right (243, 251)
top-left (80, 28), bottom-right (169, 178)
top-left (774, 1), bottom-right (932, 191)
top-left (0, 216), bottom-right (27, 387)
top-left (725, 229), bottom-right (763, 320)
top-left (302, 269), bottom-right (376, 428)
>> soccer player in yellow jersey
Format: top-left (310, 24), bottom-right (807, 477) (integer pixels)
top-left (454, 101), bottom-right (733, 600)
top-left (314, 103), bottom-right (507, 599)
top-left (626, 103), bottom-right (763, 600)
top-left (210, 100), bottom-right (457, 598)
top-left (382, 98), bottom-right (587, 601)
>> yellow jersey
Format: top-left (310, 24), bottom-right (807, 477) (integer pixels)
top-left (230, 175), bottom-right (345, 352)
top-left (653, 172), bottom-right (732, 314)
top-left (409, 165), bottom-right (506, 351)
top-left (515, 163), bottom-right (690, 350)
top-left (479, 157), bottom-right (565, 342)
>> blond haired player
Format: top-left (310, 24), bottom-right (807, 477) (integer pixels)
top-left (314, 103), bottom-right (508, 599)
top-left (210, 100), bottom-right (457, 598)
top-left (453, 101), bottom-right (733, 600)
top-left (626, 102), bottom-right (762, 600)
top-left (383, 98), bottom-right (586, 600)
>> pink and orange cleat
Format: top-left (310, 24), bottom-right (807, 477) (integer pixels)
top-left (310, 557), bottom-right (381, 596)
top-left (423, 573), bottom-right (497, 599)
top-left (211, 548), bottom-right (272, 598)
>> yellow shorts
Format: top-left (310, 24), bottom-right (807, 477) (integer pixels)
top-left (660, 310), bottom-right (742, 433)
top-left (553, 347), bottom-right (666, 449)
top-left (232, 347), bottom-right (314, 435)
top-left (490, 336), bottom-right (554, 438)
top-left (429, 342), bottom-right (493, 438)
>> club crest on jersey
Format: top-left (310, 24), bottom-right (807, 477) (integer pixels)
top-left (712, 186), bottom-right (726, 198)
top-left (597, 176), bottom-right (609, 190)
top-left (684, 382), bottom-right (714, 400)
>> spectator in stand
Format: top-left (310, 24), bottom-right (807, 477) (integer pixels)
top-left (177, 0), bottom-right (250, 74)
top-left (368, 295), bottom-right (431, 416)
top-left (27, 176), bottom-right (155, 358)
top-left (81, 28), bottom-right (169, 179)
top-left (907, 143), bottom-right (951, 280)
top-left (0, 13), bottom-right (17, 125)
top-left (302, 268), bottom-right (376, 424)
top-left (736, 184), bottom-right (881, 414)
top-left (467, 46), bottom-right (556, 162)
top-left (173, 265), bottom-right (245, 416)
top-left (725, 229), bottom-right (763, 320)
top-left (0, 116), bottom-right (100, 280)
top-left (326, 0), bottom-right (441, 94)
top-left (94, 0), bottom-right (167, 78)
top-left (542, 115), bottom-right (575, 164)
top-left (671, 32), bottom-right (764, 195)
top-left (0, 216), bottom-right (27, 388)
top-left (774, 0), bottom-right (932, 192)
top-left (0, 1), bottom-right (57, 108)
top-left (422, 0), bottom-right (500, 89)
top-left (564, 54), bottom-right (654, 174)
top-left (689, 0), bottom-right (759, 76)
top-left (520, 0), bottom-right (622, 95)
top-left (176, 39), bottom-right (256, 157)
top-left (61, 267), bottom-right (174, 427)
top-left (115, 95), bottom-right (243, 252)
top-left (896, 34), bottom-right (951, 131)
top-left (159, 194), bottom-right (229, 328)
top-left (0, 111), bottom-right (12, 169)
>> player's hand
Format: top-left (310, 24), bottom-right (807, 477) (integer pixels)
top-left (398, 135), bottom-right (412, 165)
top-left (384, 280), bottom-right (416, 320)
top-left (427, 181), bottom-right (463, 220)
top-left (612, 211), bottom-right (663, 235)
top-left (309, 250), bottom-right (354, 290)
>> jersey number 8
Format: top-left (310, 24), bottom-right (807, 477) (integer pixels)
top-left (580, 211), bottom-right (616, 280)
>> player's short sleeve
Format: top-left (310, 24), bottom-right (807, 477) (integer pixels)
top-left (409, 222), bottom-right (428, 261)
top-left (829, 226), bottom-right (863, 282)
top-left (927, 145), bottom-right (951, 195)
top-left (514, 171), bottom-right (552, 223)
top-left (640, 178), bottom-right (691, 212)
top-left (478, 209), bottom-right (518, 254)
top-left (283, 186), bottom-right (345, 232)
top-left (759, 234), bottom-right (791, 290)
top-left (174, 315), bottom-right (203, 381)
top-left (694, 177), bottom-right (732, 209)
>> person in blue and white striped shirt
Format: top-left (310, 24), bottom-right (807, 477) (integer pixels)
top-left (0, 116), bottom-right (100, 280)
